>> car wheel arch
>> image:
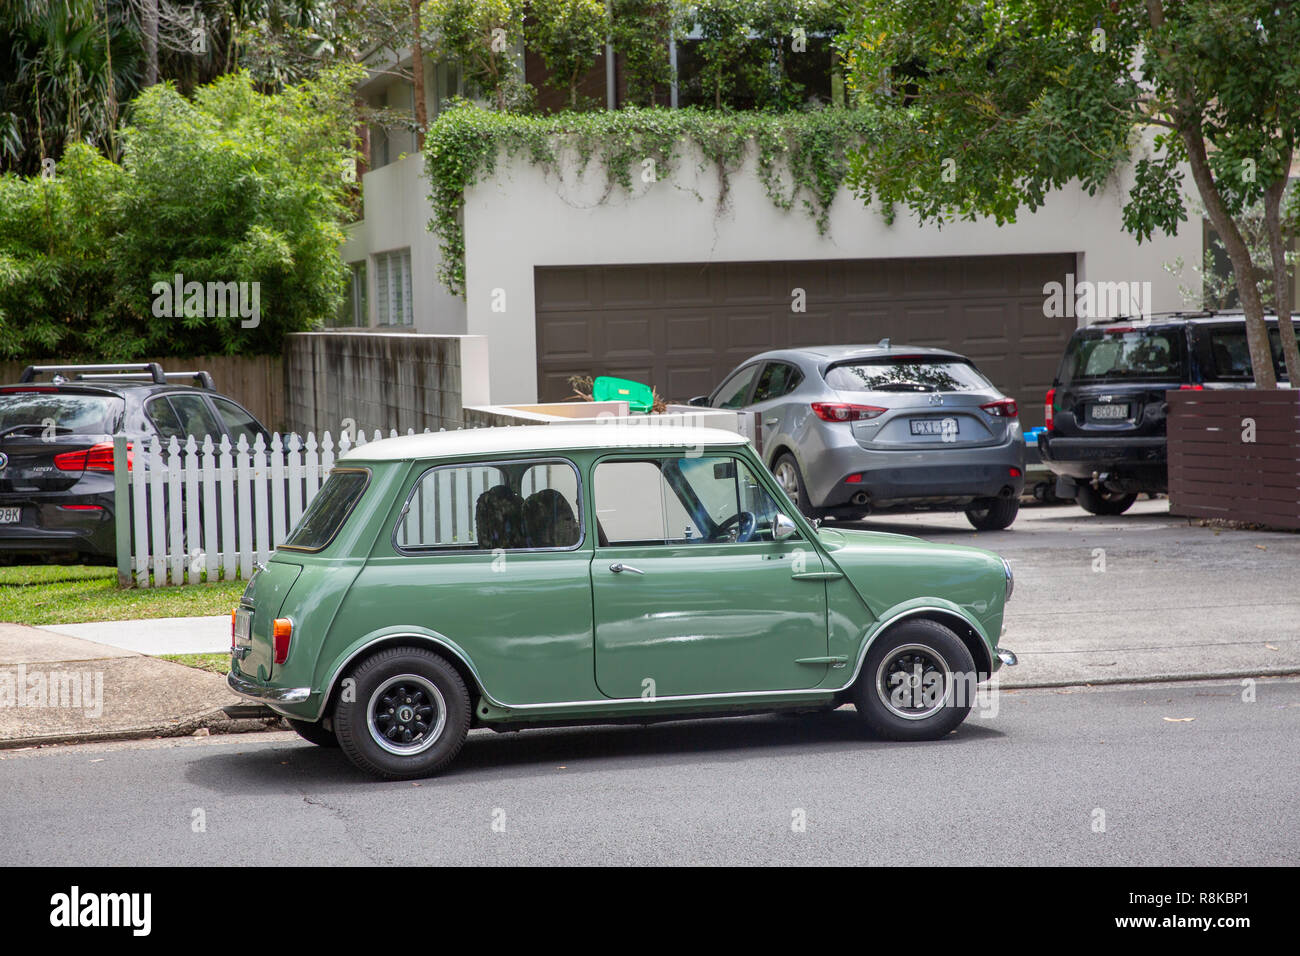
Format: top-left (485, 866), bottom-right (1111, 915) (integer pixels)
top-left (318, 630), bottom-right (488, 723)
top-left (852, 606), bottom-right (995, 685)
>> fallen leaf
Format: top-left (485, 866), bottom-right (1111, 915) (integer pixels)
top-left (1266, 644), bottom-right (1279, 651)
top-left (1163, 717), bottom-right (1195, 723)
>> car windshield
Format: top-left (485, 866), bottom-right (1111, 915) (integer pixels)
top-left (0, 391), bottom-right (123, 435)
top-left (825, 358), bottom-right (991, 392)
top-left (282, 469), bottom-right (370, 551)
top-left (1057, 328), bottom-right (1185, 383)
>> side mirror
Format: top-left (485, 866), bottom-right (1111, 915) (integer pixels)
top-left (687, 395), bottom-right (710, 407)
top-left (774, 512), bottom-right (798, 541)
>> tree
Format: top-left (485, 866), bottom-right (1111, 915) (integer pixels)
top-left (610, 0), bottom-right (674, 107)
top-left (0, 68), bottom-right (362, 359)
top-left (526, 0), bottom-right (610, 110)
top-left (426, 0), bottom-right (527, 111)
top-left (840, 0), bottom-right (1300, 388)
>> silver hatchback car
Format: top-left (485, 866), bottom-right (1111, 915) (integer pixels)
top-left (693, 343), bottom-right (1026, 530)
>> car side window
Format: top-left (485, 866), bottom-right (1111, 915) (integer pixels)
top-left (145, 396), bottom-right (184, 441)
top-left (594, 456), bottom-right (790, 546)
top-left (396, 460), bottom-right (581, 552)
top-left (211, 397), bottom-right (267, 445)
top-left (164, 393), bottom-right (224, 442)
top-left (752, 362), bottom-right (803, 403)
top-left (711, 365), bottom-right (759, 409)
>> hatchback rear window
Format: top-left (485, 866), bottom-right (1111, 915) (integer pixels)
top-left (825, 359), bottom-right (992, 392)
top-left (282, 468), bottom-right (370, 551)
top-left (1058, 328), bottom-right (1185, 383)
top-left (0, 392), bottom-right (123, 435)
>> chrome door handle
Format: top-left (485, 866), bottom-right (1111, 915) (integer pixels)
top-left (765, 417), bottom-right (779, 425)
top-left (609, 562), bottom-right (644, 574)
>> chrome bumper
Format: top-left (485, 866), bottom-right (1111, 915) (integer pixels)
top-left (227, 669), bottom-right (311, 704)
top-left (996, 647), bottom-right (1019, 666)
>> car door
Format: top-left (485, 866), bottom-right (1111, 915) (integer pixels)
top-left (748, 361), bottom-right (804, 454)
top-left (590, 452), bottom-right (829, 699)
top-left (709, 363), bottom-right (761, 409)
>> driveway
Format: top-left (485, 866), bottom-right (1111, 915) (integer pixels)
top-left (842, 499), bottom-right (1300, 687)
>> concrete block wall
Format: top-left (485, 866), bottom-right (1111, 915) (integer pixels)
top-left (284, 332), bottom-right (490, 437)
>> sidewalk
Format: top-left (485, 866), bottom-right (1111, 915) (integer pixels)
top-left (0, 623), bottom-right (252, 749)
top-left (38, 615), bottom-right (230, 655)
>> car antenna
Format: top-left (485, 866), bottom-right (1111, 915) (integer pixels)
top-left (878, 337), bottom-right (891, 348)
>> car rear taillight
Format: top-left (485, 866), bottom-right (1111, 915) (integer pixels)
top-left (53, 441), bottom-right (132, 472)
top-left (1045, 388), bottom-right (1056, 432)
top-left (811, 402), bottom-right (887, 423)
top-left (273, 618), bottom-right (293, 664)
top-left (980, 398), bottom-right (1018, 418)
top-left (1179, 384), bottom-right (1204, 390)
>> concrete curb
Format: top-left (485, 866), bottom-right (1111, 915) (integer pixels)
top-left (998, 667), bottom-right (1300, 690)
top-left (0, 708), bottom-right (284, 750)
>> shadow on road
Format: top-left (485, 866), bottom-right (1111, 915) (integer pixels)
top-left (187, 709), bottom-right (1006, 791)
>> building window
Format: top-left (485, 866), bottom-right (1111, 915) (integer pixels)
top-left (329, 261), bottom-right (368, 328)
top-left (375, 249), bottom-right (413, 326)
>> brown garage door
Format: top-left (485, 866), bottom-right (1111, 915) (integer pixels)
top-left (535, 253), bottom-right (1077, 428)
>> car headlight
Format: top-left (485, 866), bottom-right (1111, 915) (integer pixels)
top-left (1002, 557), bottom-right (1014, 602)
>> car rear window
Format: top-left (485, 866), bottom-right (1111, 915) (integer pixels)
top-left (825, 358), bottom-right (992, 392)
top-left (1057, 328), bottom-right (1185, 384)
top-left (282, 468), bottom-right (370, 551)
top-left (0, 391), bottom-right (123, 435)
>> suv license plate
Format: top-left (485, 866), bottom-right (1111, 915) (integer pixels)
top-left (910, 418), bottom-right (958, 436)
top-left (0, 507), bottom-right (20, 524)
top-left (1090, 403), bottom-right (1130, 420)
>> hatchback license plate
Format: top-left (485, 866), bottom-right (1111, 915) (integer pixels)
top-left (910, 418), bottom-right (958, 436)
top-left (0, 507), bottom-right (20, 524)
top-left (1090, 403), bottom-right (1130, 420)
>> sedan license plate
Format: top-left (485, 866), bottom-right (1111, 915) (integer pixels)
top-left (0, 507), bottom-right (20, 524)
top-left (233, 607), bottom-right (253, 645)
top-left (1089, 403), bottom-right (1130, 421)
top-left (910, 418), bottom-right (958, 436)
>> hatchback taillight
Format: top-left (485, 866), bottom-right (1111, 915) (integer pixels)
top-left (273, 618), bottom-right (294, 665)
top-left (53, 441), bottom-right (132, 472)
top-left (1045, 388), bottom-right (1056, 432)
top-left (811, 402), bottom-right (887, 423)
top-left (980, 398), bottom-right (1018, 418)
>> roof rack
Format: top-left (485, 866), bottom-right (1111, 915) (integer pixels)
top-left (19, 363), bottom-right (214, 390)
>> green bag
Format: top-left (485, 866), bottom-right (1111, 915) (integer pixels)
top-left (592, 375), bottom-right (655, 413)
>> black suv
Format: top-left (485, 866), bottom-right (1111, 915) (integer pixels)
top-left (1041, 312), bottom-right (1299, 515)
top-left (0, 363), bottom-right (271, 565)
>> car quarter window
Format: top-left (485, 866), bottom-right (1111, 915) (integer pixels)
top-left (396, 459), bottom-right (581, 552)
top-left (711, 365), bottom-right (759, 408)
top-left (752, 362), bottom-right (803, 402)
top-left (145, 396), bottom-right (185, 440)
top-left (594, 456), bottom-right (791, 546)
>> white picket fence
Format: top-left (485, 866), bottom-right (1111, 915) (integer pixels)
top-left (122, 429), bottom-right (407, 587)
top-left (118, 410), bottom-right (752, 587)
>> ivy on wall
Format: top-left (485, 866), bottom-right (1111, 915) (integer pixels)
top-left (423, 103), bottom-right (882, 296)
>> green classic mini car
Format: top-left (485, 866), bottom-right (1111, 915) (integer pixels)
top-left (228, 424), bottom-right (1017, 779)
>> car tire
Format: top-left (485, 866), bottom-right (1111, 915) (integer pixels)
top-left (964, 497), bottom-right (1019, 530)
top-left (286, 718), bottom-right (339, 748)
top-left (852, 619), bottom-right (976, 741)
top-left (772, 452), bottom-right (822, 519)
top-left (1075, 484), bottom-right (1137, 516)
top-left (334, 647), bottom-right (471, 780)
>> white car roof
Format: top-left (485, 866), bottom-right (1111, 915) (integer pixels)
top-left (341, 423), bottom-right (748, 462)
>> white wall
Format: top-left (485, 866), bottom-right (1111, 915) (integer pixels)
top-left (341, 154), bottom-right (467, 335)
top-left (460, 141), bottom-right (1202, 404)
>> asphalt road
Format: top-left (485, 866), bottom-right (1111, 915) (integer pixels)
top-left (2, 677), bottom-right (1296, 866)
top-left (843, 499), bottom-right (1300, 686)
